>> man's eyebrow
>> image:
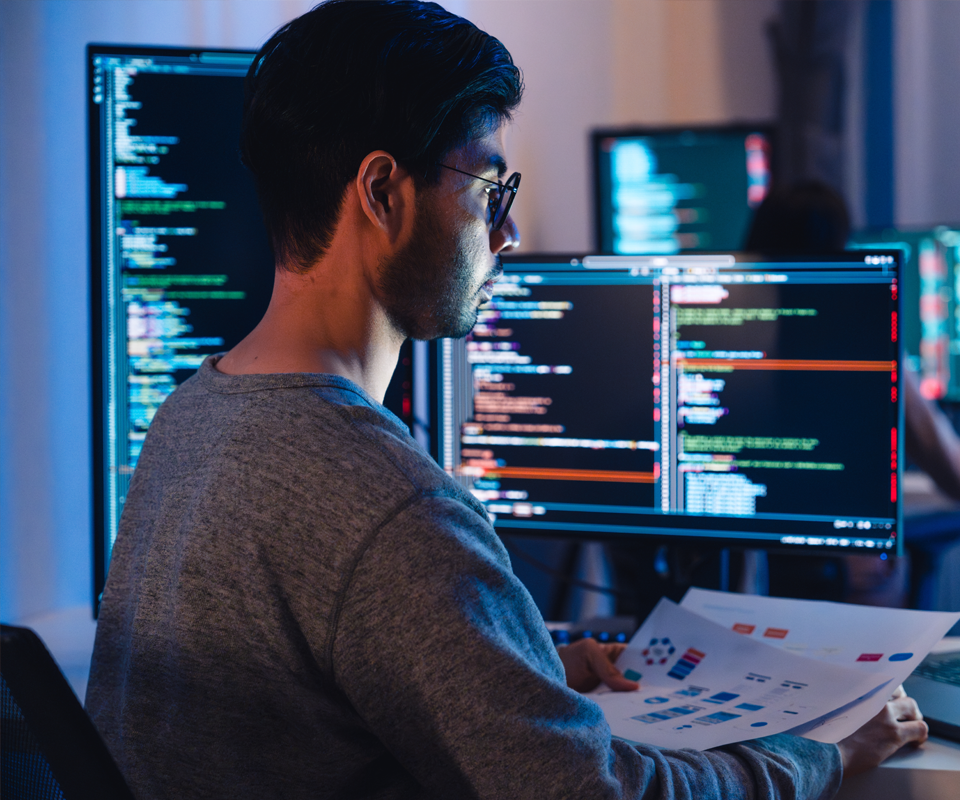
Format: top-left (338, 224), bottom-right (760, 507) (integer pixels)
top-left (483, 155), bottom-right (508, 179)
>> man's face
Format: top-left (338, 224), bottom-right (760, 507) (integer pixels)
top-left (377, 130), bottom-right (519, 341)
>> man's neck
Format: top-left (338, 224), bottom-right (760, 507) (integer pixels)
top-left (215, 260), bottom-right (404, 404)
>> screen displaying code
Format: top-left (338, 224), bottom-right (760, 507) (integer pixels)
top-left (91, 47), bottom-right (274, 572)
top-left (432, 253), bottom-right (901, 552)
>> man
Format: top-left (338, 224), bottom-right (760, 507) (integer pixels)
top-left (87, 2), bottom-right (927, 798)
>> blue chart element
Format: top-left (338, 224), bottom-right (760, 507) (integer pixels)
top-left (736, 703), bottom-right (764, 712)
top-left (694, 711), bottom-right (741, 725)
top-left (634, 712), bottom-right (668, 723)
top-left (888, 653), bottom-right (913, 662)
top-left (703, 692), bottom-right (740, 705)
top-left (665, 705), bottom-right (701, 717)
top-left (751, 721), bottom-right (768, 728)
top-left (667, 646), bottom-right (705, 680)
top-left (645, 697), bottom-right (670, 705)
top-left (675, 724), bottom-right (694, 730)
top-left (633, 705), bottom-right (703, 724)
top-left (674, 686), bottom-right (707, 698)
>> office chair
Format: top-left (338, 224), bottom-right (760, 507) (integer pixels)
top-left (1, 623), bottom-right (135, 800)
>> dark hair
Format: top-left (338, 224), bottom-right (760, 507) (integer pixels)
top-left (743, 180), bottom-right (851, 255)
top-left (240, 0), bottom-right (523, 272)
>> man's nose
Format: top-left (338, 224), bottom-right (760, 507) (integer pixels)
top-left (491, 213), bottom-right (520, 254)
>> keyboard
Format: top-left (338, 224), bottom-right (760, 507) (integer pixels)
top-left (914, 654), bottom-right (960, 687)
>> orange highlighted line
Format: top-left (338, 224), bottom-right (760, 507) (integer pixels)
top-left (482, 467), bottom-right (656, 483)
top-left (677, 359), bottom-right (895, 372)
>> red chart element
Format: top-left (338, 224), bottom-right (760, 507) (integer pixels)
top-left (857, 653), bottom-right (883, 662)
top-left (732, 623), bottom-right (756, 635)
top-left (763, 628), bottom-right (788, 639)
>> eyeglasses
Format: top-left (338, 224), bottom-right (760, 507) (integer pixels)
top-left (437, 164), bottom-right (521, 231)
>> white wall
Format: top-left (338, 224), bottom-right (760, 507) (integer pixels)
top-left (0, 0), bottom-right (795, 623)
top-left (464, 0), bottom-right (778, 251)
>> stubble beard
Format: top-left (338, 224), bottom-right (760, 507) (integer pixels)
top-left (378, 196), bottom-right (499, 341)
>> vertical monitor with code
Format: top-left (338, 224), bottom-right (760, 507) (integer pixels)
top-left (89, 45), bottom-right (270, 610)
top-left (88, 44), bottom-right (411, 610)
top-left (427, 252), bottom-right (902, 553)
top-left (593, 125), bottom-right (773, 255)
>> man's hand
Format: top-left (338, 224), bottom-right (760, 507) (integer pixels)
top-left (837, 685), bottom-right (928, 776)
top-left (558, 638), bottom-right (640, 693)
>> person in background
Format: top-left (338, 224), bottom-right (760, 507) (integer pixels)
top-left (743, 180), bottom-right (851, 255)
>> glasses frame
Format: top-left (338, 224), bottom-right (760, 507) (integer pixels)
top-left (437, 164), bottom-right (520, 231)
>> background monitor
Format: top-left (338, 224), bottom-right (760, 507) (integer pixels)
top-left (88, 44), bottom-right (411, 611)
top-left (848, 226), bottom-right (960, 401)
top-left (421, 252), bottom-right (902, 555)
top-left (592, 124), bottom-right (774, 255)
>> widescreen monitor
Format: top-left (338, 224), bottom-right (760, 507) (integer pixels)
top-left (88, 44), bottom-right (411, 610)
top-left (592, 125), bottom-right (774, 255)
top-left (421, 252), bottom-right (903, 555)
top-left (848, 226), bottom-right (960, 401)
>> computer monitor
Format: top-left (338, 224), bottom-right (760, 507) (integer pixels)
top-left (848, 226), bottom-right (960, 401)
top-left (592, 125), bottom-right (774, 255)
top-left (88, 44), bottom-right (411, 610)
top-left (421, 252), bottom-right (902, 555)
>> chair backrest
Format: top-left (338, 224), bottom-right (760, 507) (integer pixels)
top-left (1, 624), bottom-right (135, 800)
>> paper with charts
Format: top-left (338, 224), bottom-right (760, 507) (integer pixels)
top-left (589, 599), bottom-right (892, 751)
top-left (679, 587), bottom-right (960, 742)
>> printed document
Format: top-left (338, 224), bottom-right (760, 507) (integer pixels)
top-left (679, 587), bottom-right (960, 741)
top-left (590, 598), bottom-right (891, 750)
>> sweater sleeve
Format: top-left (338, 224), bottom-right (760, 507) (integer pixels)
top-left (331, 494), bottom-right (842, 800)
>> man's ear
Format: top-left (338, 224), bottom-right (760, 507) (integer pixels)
top-left (356, 150), bottom-right (415, 245)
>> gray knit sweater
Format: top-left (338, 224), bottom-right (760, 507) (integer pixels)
top-left (86, 356), bottom-right (842, 800)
